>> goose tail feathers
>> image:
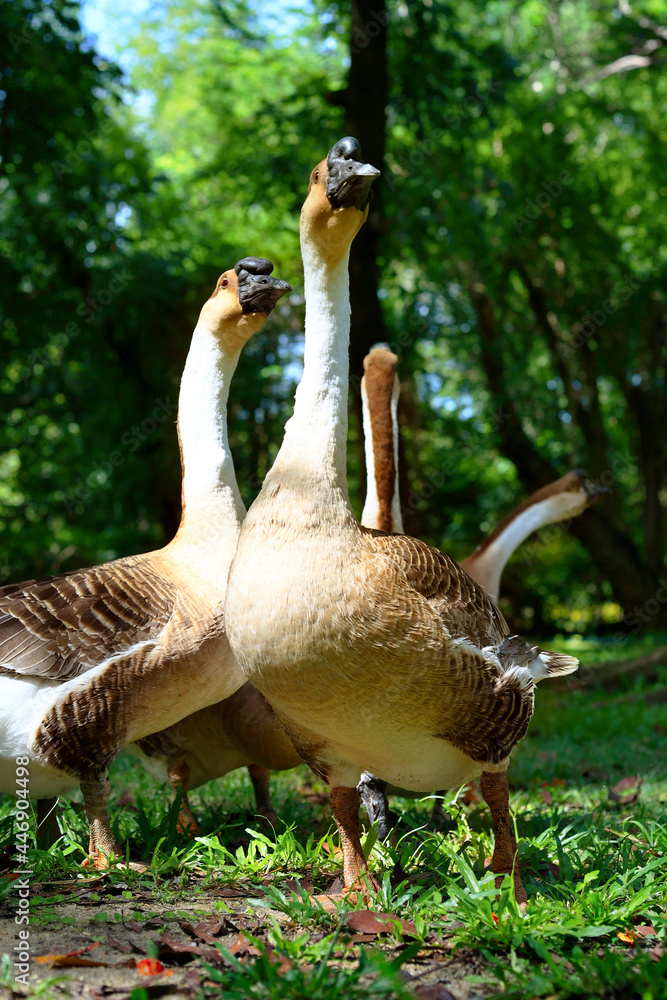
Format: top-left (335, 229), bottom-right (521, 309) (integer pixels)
top-left (496, 635), bottom-right (579, 683)
top-left (533, 649), bottom-right (579, 682)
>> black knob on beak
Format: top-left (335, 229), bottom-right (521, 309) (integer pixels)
top-left (235, 257), bottom-right (291, 316)
top-left (325, 136), bottom-right (380, 211)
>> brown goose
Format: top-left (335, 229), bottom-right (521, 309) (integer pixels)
top-left (225, 138), bottom-right (578, 903)
top-left (357, 345), bottom-right (603, 836)
top-left (0, 259), bottom-right (290, 867)
top-left (126, 681), bottom-right (302, 835)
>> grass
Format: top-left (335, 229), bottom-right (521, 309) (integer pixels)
top-left (0, 640), bottom-right (665, 999)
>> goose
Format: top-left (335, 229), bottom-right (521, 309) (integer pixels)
top-left (0, 258), bottom-right (290, 867)
top-left (225, 138), bottom-right (579, 903)
top-left (356, 345), bottom-right (603, 835)
top-left (459, 470), bottom-right (605, 602)
top-left (125, 680), bottom-right (302, 836)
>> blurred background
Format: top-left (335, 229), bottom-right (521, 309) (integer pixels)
top-left (1, 0), bottom-right (666, 643)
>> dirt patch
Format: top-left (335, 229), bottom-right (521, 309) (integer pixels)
top-left (0, 875), bottom-right (497, 999)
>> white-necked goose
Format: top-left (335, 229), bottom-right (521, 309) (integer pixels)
top-left (225, 139), bottom-right (578, 903)
top-left (356, 345), bottom-right (603, 836)
top-left (0, 259), bottom-right (290, 866)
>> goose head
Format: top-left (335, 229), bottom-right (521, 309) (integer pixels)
top-left (200, 257), bottom-right (291, 353)
top-left (301, 136), bottom-right (380, 263)
top-left (363, 342), bottom-right (400, 382)
top-left (535, 468), bottom-right (609, 522)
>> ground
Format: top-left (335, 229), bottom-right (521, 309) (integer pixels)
top-left (0, 634), bottom-right (666, 1000)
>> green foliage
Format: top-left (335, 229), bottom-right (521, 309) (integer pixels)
top-left (1, 0), bottom-right (665, 622)
top-left (209, 924), bottom-right (416, 999)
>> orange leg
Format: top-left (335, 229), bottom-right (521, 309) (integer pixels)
top-left (480, 771), bottom-right (527, 905)
top-left (247, 764), bottom-right (278, 826)
top-left (168, 760), bottom-right (201, 837)
top-left (81, 777), bottom-right (125, 869)
top-left (332, 786), bottom-right (380, 894)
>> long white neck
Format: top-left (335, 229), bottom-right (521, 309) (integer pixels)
top-left (461, 496), bottom-right (566, 601)
top-left (360, 377), bottom-right (404, 533)
top-left (269, 248), bottom-right (351, 496)
top-left (177, 320), bottom-right (245, 529)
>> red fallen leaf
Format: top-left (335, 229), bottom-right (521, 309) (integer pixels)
top-left (609, 775), bottom-right (643, 806)
top-left (137, 958), bottom-right (172, 976)
top-left (635, 924), bottom-right (656, 937)
top-left (35, 942), bottom-right (103, 965)
top-left (345, 910), bottom-right (417, 937)
top-left (540, 788), bottom-right (553, 805)
top-left (650, 942), bottom-right (664, 961)
top-left (617, 929), bottom-right (636, 947)
top-left (229, 932), bottom-right (261, 958)
top-left (491, 913), bottom-right (499, 926)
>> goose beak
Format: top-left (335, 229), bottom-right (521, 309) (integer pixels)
top-left (572, 468), bottom-right (610, 502)
top-left (326, 136), bottom-right (380, 210)
top-left (235, 257), bottom-right (292, 316)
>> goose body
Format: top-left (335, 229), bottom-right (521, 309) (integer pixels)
top-left (125, 681), bottom-right (302, 831)
top-left (357, 346), bottom-right (602, 832)
top-left (226, 139), bottom-right (578, 899)
top-left (0, 259), bottom-right (290, 863)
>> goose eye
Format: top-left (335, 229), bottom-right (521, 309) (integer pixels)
top-left (313, 169), bottom-right (320, 182)
top-left (220, 277), bottom-right (229, 288)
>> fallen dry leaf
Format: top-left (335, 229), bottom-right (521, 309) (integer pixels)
top-left (179, 919), bottom-right (226, 945)
top-left (35, 942), bottom-right (104, 966)
top-left (617, 929), bottom-right (636, 947)
top-left (609, 775), bottom-right (643, 806)
top-left (105, 932), bottom-right (136, 955)
top-left (158, 933), bottom-right (220, 965)
top-left (229, 931), bottom-right (261, 958)
top-left (345, 910), bottom-right (417, 937)
top-left (635, 924), bottom-right (656, 937)
top-left (284, 876), bottom-right (315, 895)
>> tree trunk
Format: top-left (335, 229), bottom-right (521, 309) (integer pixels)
top-left (469, 270), bottom-right (666, 624)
